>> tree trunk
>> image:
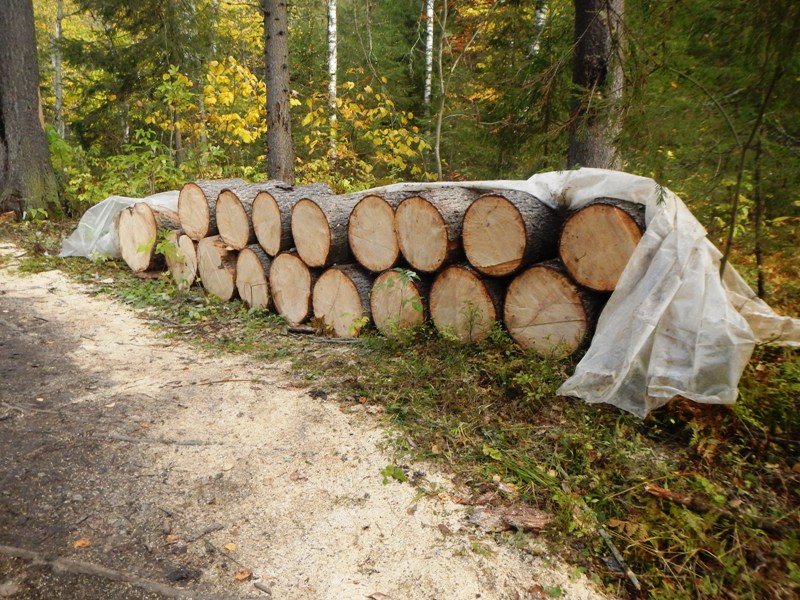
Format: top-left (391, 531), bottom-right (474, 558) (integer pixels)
top-left (558, 197), bottom-right (644, 292)
top-left (429, 263), bottom-right (504, 344)
top-left (116, 203), bottom-right (181, 273)
top-left (0, 0), bottom-right (61, 217)
top-left (462, 190), bottom-right (562, 277)
top-left (312, 264), bottom-right (373, 337)
top-left (370, 269), bottom-right (429, 336)
top-left (269, 251), bottom-right (319, 325)
top-left (236, 244), bottom-right (272, 310)
top-left (394, 187), bottom-right (481, 273)
top-left (423, 0), bottom-right (434, 108)
top-left (177, 178), bottom-right (249, 240)
top-left (197, 235), bottom-right (238, 302)
top-left (216, 180), bottom-right (293, 250)
top-left (52, 0), bottom-right (65, 138)
top-left (163, 231), bottom-right (198, 292)
top-left (504, 259), bottom-right (605, 356)
top-left (291, 193), bottom-right (361, 267)
top-left (251, 182), bottom-right (334, 256)
top-left (347, 191), bottom-right (411, 272)
top-left (567, 0), bottom-right (624, 169)
top-left (327, 0), bottom-right (338, 153)
top-left (263, 0), bottom-right (295, 184)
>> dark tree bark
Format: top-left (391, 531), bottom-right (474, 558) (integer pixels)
top-left (567, 0), bottom-right (624, 170)
top-left (0, 0), bottom-right (61, 217)
top-left (263, 0), bottom-right (295, 184)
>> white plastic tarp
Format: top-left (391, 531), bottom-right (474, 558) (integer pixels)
top-left (373, 168), bottom-right (799, 418)
top-left (59, 191), bottom-right (179, 260)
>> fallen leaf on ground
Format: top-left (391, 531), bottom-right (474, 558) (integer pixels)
top-left (224, 542), bottom-right (237, 552)
top-left (164, 534), bottom-right (180, 544)
top-left (289, 470), bottom-right (307, 482)
top-left (234, 569), bottom-right (252, 581)
top-left (72, 537), bottom-right (91, 548)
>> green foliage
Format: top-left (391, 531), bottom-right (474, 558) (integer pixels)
top-left (380, 464), bottom-right (408, 485)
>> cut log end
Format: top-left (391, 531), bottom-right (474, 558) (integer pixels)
top-left (270, 252), bottom-right (314, 325)
top-left (370, 270), bottom-right (426, 335)
top-left (197, 236), bottom-right (238, 302)
top-left (462, 195), bottom-right (528, 276)
top-left (178, 182), bottom-right (211, 240)
top-left (216, 189), bottom-right (251, 250)
top-left (429, 265), bottom-right (499, 343)
top-left (251, 191), bottom-right (281, 255)
top-left (312, 266), bottom-right (372, 338)
top-left (348, 194), bottom-right (399, 272)
top-left (164, 232), bottom-right (198, 291)
top-left (236, 246), bottom-right (271, 310)
top-left (395, 196), bottom-right (449, 273)
top-left (504, 263), bottom-right (596, 356)
top-left (117, 203), bottom-right (180, 273)
top-left (292, 199), bottom-right (331, 267)
top-left (559, 200), bottom-right (644, 292)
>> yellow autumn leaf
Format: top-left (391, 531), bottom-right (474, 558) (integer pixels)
top-left (72, 537), bottom-right (91, 548)
top-left (223, 542), bottom-right (237, 552)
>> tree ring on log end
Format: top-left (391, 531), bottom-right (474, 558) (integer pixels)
top-left (348, 195), bottom-right (399, 272)
top-left (236, 247), bottom-right (271, 310)
top-left (429, 265), bottom-right (498, 343)
top-left (504, 265), bottom-right (588, 356)
top-left (178, 182), bottom-right (212, 240)
top-left (216, 189), bottom-right (250, 250)
top-left (252, 191), bottom-right (281, 255)
top-left (370, 270), bottom-right (425, 335)
top-left (197, 236), bottom-right (237, 302)
top-left (394, 196), bottom-right (449, 273)
top-left (313, 268), bottom-right (368, 338)
top-left (559, 200), bottom-right (644, 292)
top-left (463, 195), bottom-right (528, 276)
top-left (270, 252), bottom-right (314, 325)
top-left (292, 199), bottom-right (331, 267)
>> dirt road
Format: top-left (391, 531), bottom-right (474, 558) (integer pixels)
top-left (0, 247), bottom-right (607, 600)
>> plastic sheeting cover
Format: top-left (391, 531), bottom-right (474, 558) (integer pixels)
top-left (59, 191), bottom-right (179, 260)
top-left (373, 168), bottom-right (799, 418)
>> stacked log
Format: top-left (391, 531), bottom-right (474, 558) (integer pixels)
top-left (117, 203), bottom-right (181, 273)
top-left (115, 178), bottom-right (647, 355)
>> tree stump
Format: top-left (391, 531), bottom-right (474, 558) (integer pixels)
top-left (462, 190), bottom-right (561, 277)
top-left (197, 235), bottom-right (238, 302)
top-left (370, 269), bottom-right (429, 336)
top-left (216, 181), bottom-right (293, 250)
top-left (558, 198), bottom-right (645, 292)
top-left (178, 178), bottom-right (249, 241)
top-left (291, 194), bottom-right (361, 267)
top-left (117, 203), bottom-right (181, 273)
top-left (347, 191), bottom-right (409, 272)
top-left (429, 264), bottom-right (504, 343)
top-left (163, 231), bottom-right (198, 291)
top-left (503, 260), bottom-right (605, 356)
top-left (312, 264), bottom-right (374, 337)
top-left (251, 182), bottom-right (334, 256)
top-left (236, 245), bottom-right (272, 310)
top-left (394, 187), bottom-right (481, 273)
top-left (269, 251), bottom-right (318, 325)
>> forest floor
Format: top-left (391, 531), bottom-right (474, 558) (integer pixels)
top-left (0, 244), bottom-right (608, 600)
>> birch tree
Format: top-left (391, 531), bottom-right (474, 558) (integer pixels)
top-left (423, 0), bottom-right (434, 107)
top-left (327, 0), bottom-right (337, 152)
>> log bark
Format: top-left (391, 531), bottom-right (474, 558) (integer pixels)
top-left (197, 235), bottom-right (238, 302)
top-left (394, 187), bottom-right (481, 273)
top-left (504, 259), bottom-right (606, 356)
top-left (116, 203), bottom-right (181, 273)
top-left (429, 264), bottom-right (504, 343)
top-left (178, 178), bottom-right (249, 240)
top-left (291, 193), bottom-right (361, 267)
top-left (312, 264), bottom-right (374, 337)
top-left (252, 183), bottom-right (334, 256)
top-left (463, 190), bottom-right (562, 277)
top-left (347, 191), bottom-right (411, 272)
top-left (236, 244), bottom-right (272, 310)
top-left (269, 251), bottom-right (319, 325)
top-left (163, 231), bottom-right (198, 291)
top-left (370, 269), bottom-right (429, 336)
top-left (558, 197), bottom-right (645, 292)
top-left (216, 180), bottom-right (293, 250)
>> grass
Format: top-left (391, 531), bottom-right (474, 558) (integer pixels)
top-left (2, 218), bottom-right (798, 599)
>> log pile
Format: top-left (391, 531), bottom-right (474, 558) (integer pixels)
top-left (115, 180), bottom-right (647, 355)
